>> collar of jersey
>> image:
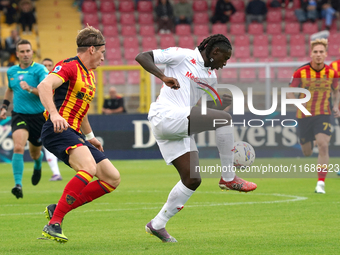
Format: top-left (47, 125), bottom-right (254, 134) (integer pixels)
top-left (194, 47), bottom-right (212, 72)
top-left (76, 56), bottom-right (89, 74)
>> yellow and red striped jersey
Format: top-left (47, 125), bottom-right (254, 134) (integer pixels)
top-left (330, 59), bottom-right (340, 76)
top-left (50, 56), bottom-right (96, 132)
top-left (289, 63), bottom-right (338, 118)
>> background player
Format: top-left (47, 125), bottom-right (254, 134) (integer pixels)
top-left (0, 39), bottom-right (47, 199)
top-left (41, 58), bottom-right (62, 181)
top-left (288, 38), bottom-right (340, 193)
top-left (135, 34), bottom-right (257, 243)
top-left (38, 25), bottom-right (121, 243)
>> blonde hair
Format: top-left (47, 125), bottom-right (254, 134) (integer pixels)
top-left (310, 38), bottom-right (328, 51)
top-left (76, 25), bottom-right (105, 53)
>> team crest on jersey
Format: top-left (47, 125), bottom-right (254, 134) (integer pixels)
top-left (18, 75), bottom-right (24, 81)
top-left (53, 65), bottom-right (62, 73)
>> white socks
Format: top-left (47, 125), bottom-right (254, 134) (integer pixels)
top-left (151, 180), bottom-right (194, 230)
top-left (216, 126), bottom-right (235, 182)
top-left (44, 147), bottom-right (61, 176)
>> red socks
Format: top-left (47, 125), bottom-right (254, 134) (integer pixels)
top-left (70, 180), bottom-right (115, 210)
top-left (50, 170), bottom-right (93, 224)
top-left (50, 170), bottom-right (116, 225)
top-left (318, 168), bottom-right (327, 182)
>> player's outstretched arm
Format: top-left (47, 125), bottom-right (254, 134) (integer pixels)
top-left (37, 75), bottom-right (69, 133)
top-left (135, 51), bottom-right (180, 90)
top-left (81, 114), bottom-right (103, 152)
top-left (0, 88), bottom-right (13, 119)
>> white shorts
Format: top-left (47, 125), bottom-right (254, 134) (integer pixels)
top-left (148, 106), bottom-right (198, 165)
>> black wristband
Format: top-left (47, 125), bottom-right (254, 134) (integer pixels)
top-left (3, 99), bottom-right (10, 107)
top-left (2, 100), bottom-right (10, 111)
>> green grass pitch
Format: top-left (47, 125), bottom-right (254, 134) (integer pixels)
top-left (0, 157), bottom-right (339, 255)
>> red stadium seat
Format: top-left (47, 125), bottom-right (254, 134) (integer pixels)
top-left (289, 34), bottom-right (305, 45)
top-left (221, 68), bottom-right (238, 83)
top-left (139, 25), bottom-right (155, 36)
top-left (103, 25), bottom-right (119, 37)
top-left (271, 34), bottom-right (287, 46)
top-left (284, 10), bottom-right (297, 22)
top-left (234, 46), bottom-right (250, 58)
top-left (253, 45), bottom-right (269, 58)
top-left (121, 25), bottom-right (137, 36)
top-left (124, 47), bottom-right (139, 60)
top-left (193, 0), bottom-right (208, 12)
top-left (141, 36), bottom-right (158, 51)
top-left (284, 22), bottom-right (300, 34)
top-left (105, 36), bottom-right (120, 49)
top-left (266, 11), bottom-right (282, 23)
top-left (302, 22), bottom-right (318, 34)
top-left (137, 1), bottom-right (153, 12)
top-left (83, 13), bottom-right (99, 26)
top-left (296, 57), bottom-right (311, 62)
top-left (100, 0), bottom-right (115, 13)
top-left (290, 44), bottom-right (307, 57)
top-left (193, 24), bottom-right (209, 36)
top-left (248, 23), bottom-right (263, 35)
top-left (292, 0), bottom-right (301, 8)
top-left (239, 58), bottom-right (256, 82)
top-left (258, 60), bottom-right (275, 81)
top-left (126, 59), bottom-right (139, 65)
top-left (178, 36), bottom-right (194, 49)
top-left (212, 24), bottom-right (227, 35)
top-left (229, 12), bottom-right (245, 23)
top-left (328, 33), bottom-right (340, 43)
top-left (82, 1), bottom-right (97, 13)
top-left (231, 0), bottom-right (245, 11)
top-left (271, 45), bottom-right (287, 58)
top-left (321, 21), bottom-right (337, 32)
top-left (196, 35), bottom-right (207, 45)
top-left (193, 12), bottom-right (209, 24)
top-left (328, 44), bottom-right (340, 57)
top-left (234, 35), bottom-right (250, 47)
top-left (120, 13), bottom-right (135, 25)
top-left (138, 13), bottom-right (154, 25)
top-left (266, 23), bottom-right (282, 35)
top-left (253, 35), bottom-right (268, 46)
top-left (229, 23), bottom-right (245, 35)
top-left (127, 71), bottom-right (140, 85)
top-left (211, 0), bottom-right (217, 11)
top-left (107, 71), bottom-right (126, 85)
top-left (123, 36), bottom-right (139, 48)
top-left (106, 48), bottom-right (122, 60)
top-left (107, 59), bottom-right (123, 66)
top-left (160, 34), bottom-right (176, 49)
top-left (119, 1), bottom-right (134, 12)
top-left (176, 24), bottom-right (191, 35)
top-left (276, 67), bottom-right (294, 82)
top-left (101, 13), bottom-right (117, 26)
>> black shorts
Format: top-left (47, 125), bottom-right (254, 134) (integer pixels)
top-left (297, 115), bottom-right (332, 144)
top-left (11, 111), bottom-right (45, 146)
top-left (41, 119), bottom-right (107, 167)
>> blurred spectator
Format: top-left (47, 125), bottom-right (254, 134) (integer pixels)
top-left (0, 0), bottom-right (18, 24)
top-left (155, 0), bottom-right (174, 34)
top-left (102, 86), bottom-right (126, 114)
top-left (281, 0), bottom-right (294, 8)
top-left (318, 0), bottom-right (337, 30)
top-left (41, 58), bottom-right (54, 72)
top-left (246, 0), bottom-right (268, 24)
top-left (269, 0), bottom-right (293, 8)
top-left (211, 0), bottom-right (236, 24)
top-left (18, 0), bottom-right (36, 34)
top-left (5, 30), bottom-right (20, 66)
top-left (331, 0), bottom-right (339, 12)
top-left (173, 0), bottom-right (193, 25)
top-left (295, 0), bottom-right (318, 23)
top-left (0, 37), bottom-right (10, 66)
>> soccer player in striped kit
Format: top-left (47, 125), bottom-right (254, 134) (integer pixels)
top-left (38, 26), bottom-right (120, 242)
top-left (288, 38), bottom-right (340, 193)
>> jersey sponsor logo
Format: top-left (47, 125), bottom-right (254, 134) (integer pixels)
top-left (185, 72), bottom-right (222, 105)
top-left (16, 121), bottom-right (26, 126)
top-left (53, 65), bottom-right (62, 73)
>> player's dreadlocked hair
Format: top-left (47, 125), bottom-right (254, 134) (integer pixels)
top-left (198, 34), bottom-right (232, 59)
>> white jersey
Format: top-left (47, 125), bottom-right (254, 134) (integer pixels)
top-left (149, 47), bottom-right (218, 117)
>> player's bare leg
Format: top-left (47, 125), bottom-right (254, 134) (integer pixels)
top-left (300, 141), bottom-right (313, 157)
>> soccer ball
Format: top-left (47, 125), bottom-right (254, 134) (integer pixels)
top-left (233, 141), bottom-right (256, 167)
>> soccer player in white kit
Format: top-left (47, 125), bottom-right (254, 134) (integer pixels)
top-left (136, 34), bottom-right (257, 243)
